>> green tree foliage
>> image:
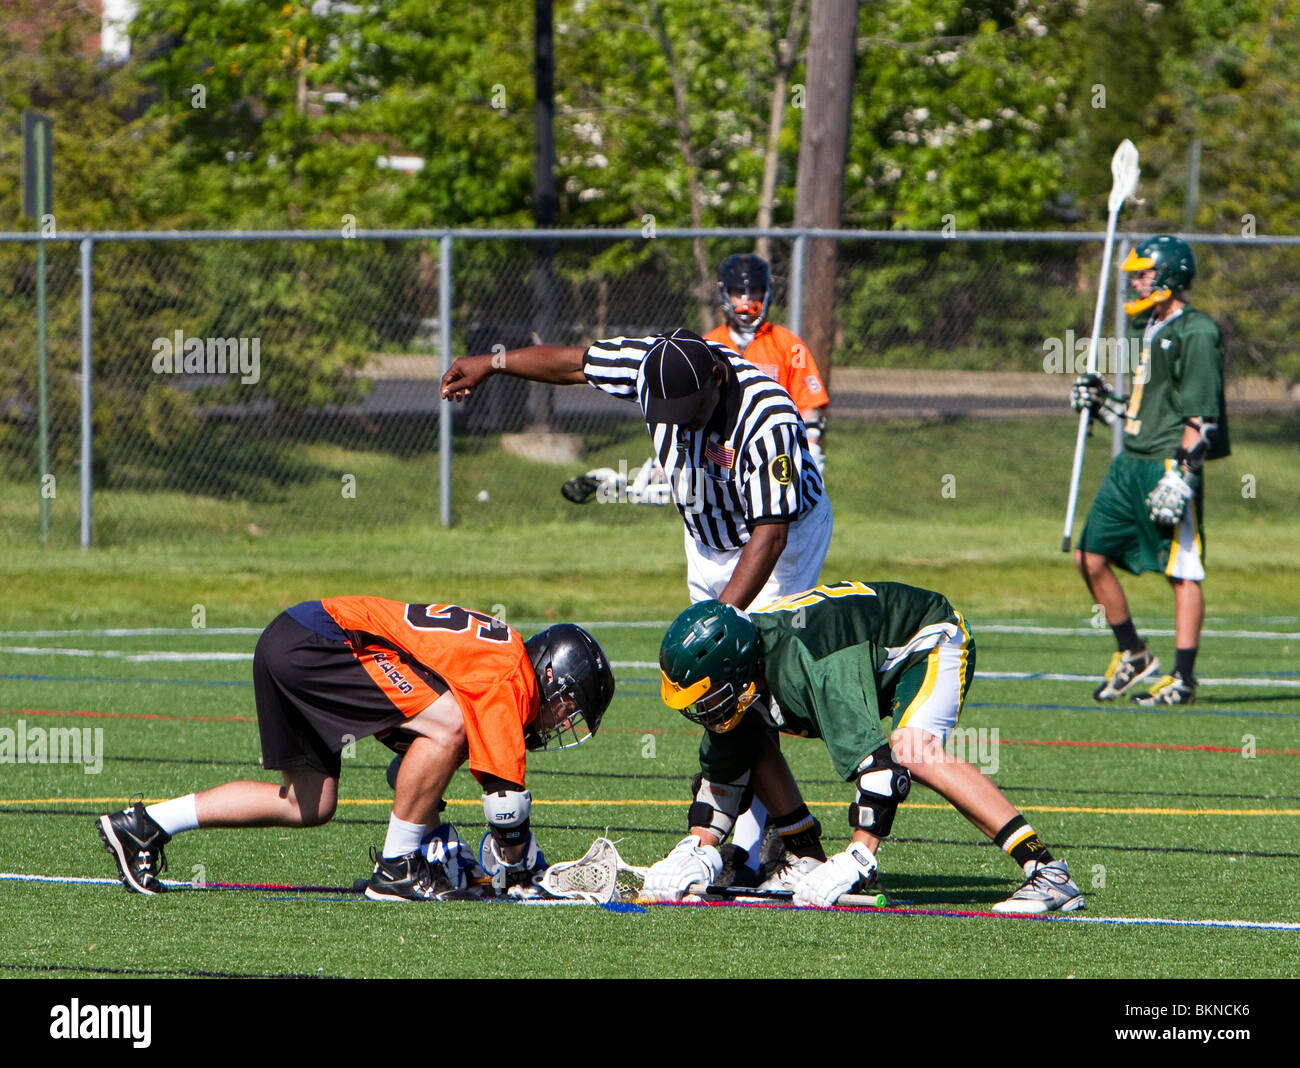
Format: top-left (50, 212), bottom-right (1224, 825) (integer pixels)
top-left (846, 1), bottom-right (1079, 232)
top-left (1092, 0), bottom-right (1300, 382)
top-left (133, 0), bottom-right (535, 228)
top-left (4, 0), bottom-right (1298, 391)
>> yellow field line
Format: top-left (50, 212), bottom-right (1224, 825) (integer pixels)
top-left (9, 797), bottom-right (1300, 817)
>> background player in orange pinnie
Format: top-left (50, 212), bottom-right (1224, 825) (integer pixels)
top-left (705, 253), bottom-right (829, 471)
top-left (95, 597), bottom-right (614, 900)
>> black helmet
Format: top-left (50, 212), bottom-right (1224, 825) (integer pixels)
top-left (523, 624), bottom-right (615, 750)
top-left (718, 253), bottom-right (772, 330)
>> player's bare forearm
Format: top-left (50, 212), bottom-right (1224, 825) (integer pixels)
top-left (1179, 419), bottom-right (1210, 459)
top-left (440, 345), bottom-right (587, 400)
top-left (718, 522), bottom-right (789, 609)
top-left (851, 829), bottom-right (880, 853)
top-left (498, 345), bottom-right (588, 384)
top-left (691, 827), bottom-right (722, 848)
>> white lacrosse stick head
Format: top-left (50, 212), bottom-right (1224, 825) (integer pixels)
top-left (1108, 139), bottom-right (1140, 213)
top-left (540, 837), bottom-right (647, 904)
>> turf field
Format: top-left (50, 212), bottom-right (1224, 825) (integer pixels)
top-left (1, 417), bottom-right (1297, 980)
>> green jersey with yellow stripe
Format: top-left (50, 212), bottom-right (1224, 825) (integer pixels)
top-left (698, 581), bottom-right (970, 783)
top-left (1123, 306), bottom-right (1230, 460)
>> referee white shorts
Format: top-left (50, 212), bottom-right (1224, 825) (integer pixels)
top-left (684, 494), bottom-right (833, 608)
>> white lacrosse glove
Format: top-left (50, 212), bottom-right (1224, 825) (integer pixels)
top-left (807, 439), bottom-right (826, 474)
top-left (1070, 374), bottom-right (1127, 426)
top-left (792, 841), bottom-right (877, 908)
top-left (479, 831), bottom-right (548, 897)
top-left (1145, 467), bottom-right (1196, 525)
top-left (423, 823), bottom-right (487, 892)
top-left (642, 834), bottom-right (722, 902)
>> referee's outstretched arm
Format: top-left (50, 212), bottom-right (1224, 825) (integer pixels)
top-left (441, 345), bottom-right (588, 400)
top-left (718, 522), bottom-right (789, 609)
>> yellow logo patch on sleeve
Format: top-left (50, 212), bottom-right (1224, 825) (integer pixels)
top-left (770, 454), bottom-right (793, 484)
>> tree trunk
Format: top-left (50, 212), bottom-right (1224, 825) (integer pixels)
top-left (793, 0), bottom-right (859, 391)
top-left (530, 0), bottom-right (557, 430)
top-left (647, 0), bottom-right (713, 324)
top-left (756, 0), bottom-right (808, 264)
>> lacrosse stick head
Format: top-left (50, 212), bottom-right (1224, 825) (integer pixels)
top-left (540, 838), bottom-right (648, 904)
top-left (1108, 139), bottom-right (1140, 213)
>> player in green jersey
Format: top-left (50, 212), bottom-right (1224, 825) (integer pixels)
top-left (1071, 235), bottom-right (1230, 706)
top-left (643, 582), bottom-right (1085, 913)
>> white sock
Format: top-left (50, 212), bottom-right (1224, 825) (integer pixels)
top-left (732, 801), bottom-right (768, 872)
top-left (146, 794), bottom-right (199, 836)
top-left (383, 814), bottom-right (426, 859)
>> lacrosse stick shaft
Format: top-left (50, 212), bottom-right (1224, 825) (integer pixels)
top-left (1061, 144), bottom-right (1137, 552)
top-left (687, 882), bottom-right (888, 907)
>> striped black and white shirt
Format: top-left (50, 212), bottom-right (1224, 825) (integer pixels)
top-left (583, 336), bottom-right (827, 551)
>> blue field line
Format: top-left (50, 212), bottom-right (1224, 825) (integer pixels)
top-left (969, 701), bottom-right (1300, 719)
top-left (5, 872), bottom-right (1296, 931)
top-left (0, 673), bottom-right (250, 688)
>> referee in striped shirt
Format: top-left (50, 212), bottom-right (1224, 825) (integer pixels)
top-left (442, 329), bottom-right (834, 883)
top-left (441, 329), bottom-right (832, 611)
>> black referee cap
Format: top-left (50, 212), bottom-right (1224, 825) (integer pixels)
top-left (643, 329), bottom-right (720, 425)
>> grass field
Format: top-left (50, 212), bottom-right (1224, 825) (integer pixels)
top-left (1, 416), bottom-right (1297, 981)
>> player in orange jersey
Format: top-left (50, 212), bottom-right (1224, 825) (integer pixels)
top-left (704, 253), bottom-right (829, 471)
top-left (95, 598), bottom-right (614, 901)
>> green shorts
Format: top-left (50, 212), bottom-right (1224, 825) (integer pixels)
top-left (1078, 451), bottom-right (1206, 579)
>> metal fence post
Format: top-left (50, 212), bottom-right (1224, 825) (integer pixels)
top-left (79, 236), bottom-right (94, 549)
top-left (1112, 236), bottom-right (1130, 458)
top-left (788, 231), bottom-right (806, 339)
top-left (439, 232), bottom-right (453, 528)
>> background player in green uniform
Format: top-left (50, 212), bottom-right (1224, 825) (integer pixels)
top-left (1072, 235), bottom-right (1230, 706)
top-left (644, 581), bottom-right (1085, 912)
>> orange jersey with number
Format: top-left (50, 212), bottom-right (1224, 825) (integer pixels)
top-left (320, 596), bottom-right (538, 786)
top-left (704, 322), bottom-right (828, 412)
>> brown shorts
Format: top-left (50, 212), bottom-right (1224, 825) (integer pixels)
top-left (253, 604), bottom-right (447, 777)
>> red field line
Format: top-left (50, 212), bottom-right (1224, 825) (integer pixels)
top-left (1000, 738), bottom-right (1300, 756)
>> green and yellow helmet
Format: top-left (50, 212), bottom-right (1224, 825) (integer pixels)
top-left (659, 600), bottom-right (761, 733)
top-left (1120, 234), bottom-right (1195, 314)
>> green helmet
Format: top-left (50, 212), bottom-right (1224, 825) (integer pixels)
top-left (659, 600), bottom-right (761, 732)
top-left (1120, 234), bottom-right (1195, 314)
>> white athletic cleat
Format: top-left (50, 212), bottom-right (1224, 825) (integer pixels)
top-left (1132, 672), bottom-right (1196, 706)
top-left (992, 859), bottom-right (1085, 914)
top-left (1094, 649), bottom-right (1159, 700)
top-left (756, 854), bottom-right (823, 893)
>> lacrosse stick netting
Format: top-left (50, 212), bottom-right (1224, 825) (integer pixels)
top-left (539, 837), bottom-right (651, 904)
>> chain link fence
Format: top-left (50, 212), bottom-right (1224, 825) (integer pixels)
top-left (0, 229), bottom-right (1294, 548)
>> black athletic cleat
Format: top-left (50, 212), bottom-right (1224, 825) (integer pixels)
top-left (715, 843), bottom-right (760, 888)
top-left (1093, 648), bottom-right (1159, 700)
top-left (364, 847), bottom-right (478, 902)
top-left (96, 799), bottom-right (171, 895)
